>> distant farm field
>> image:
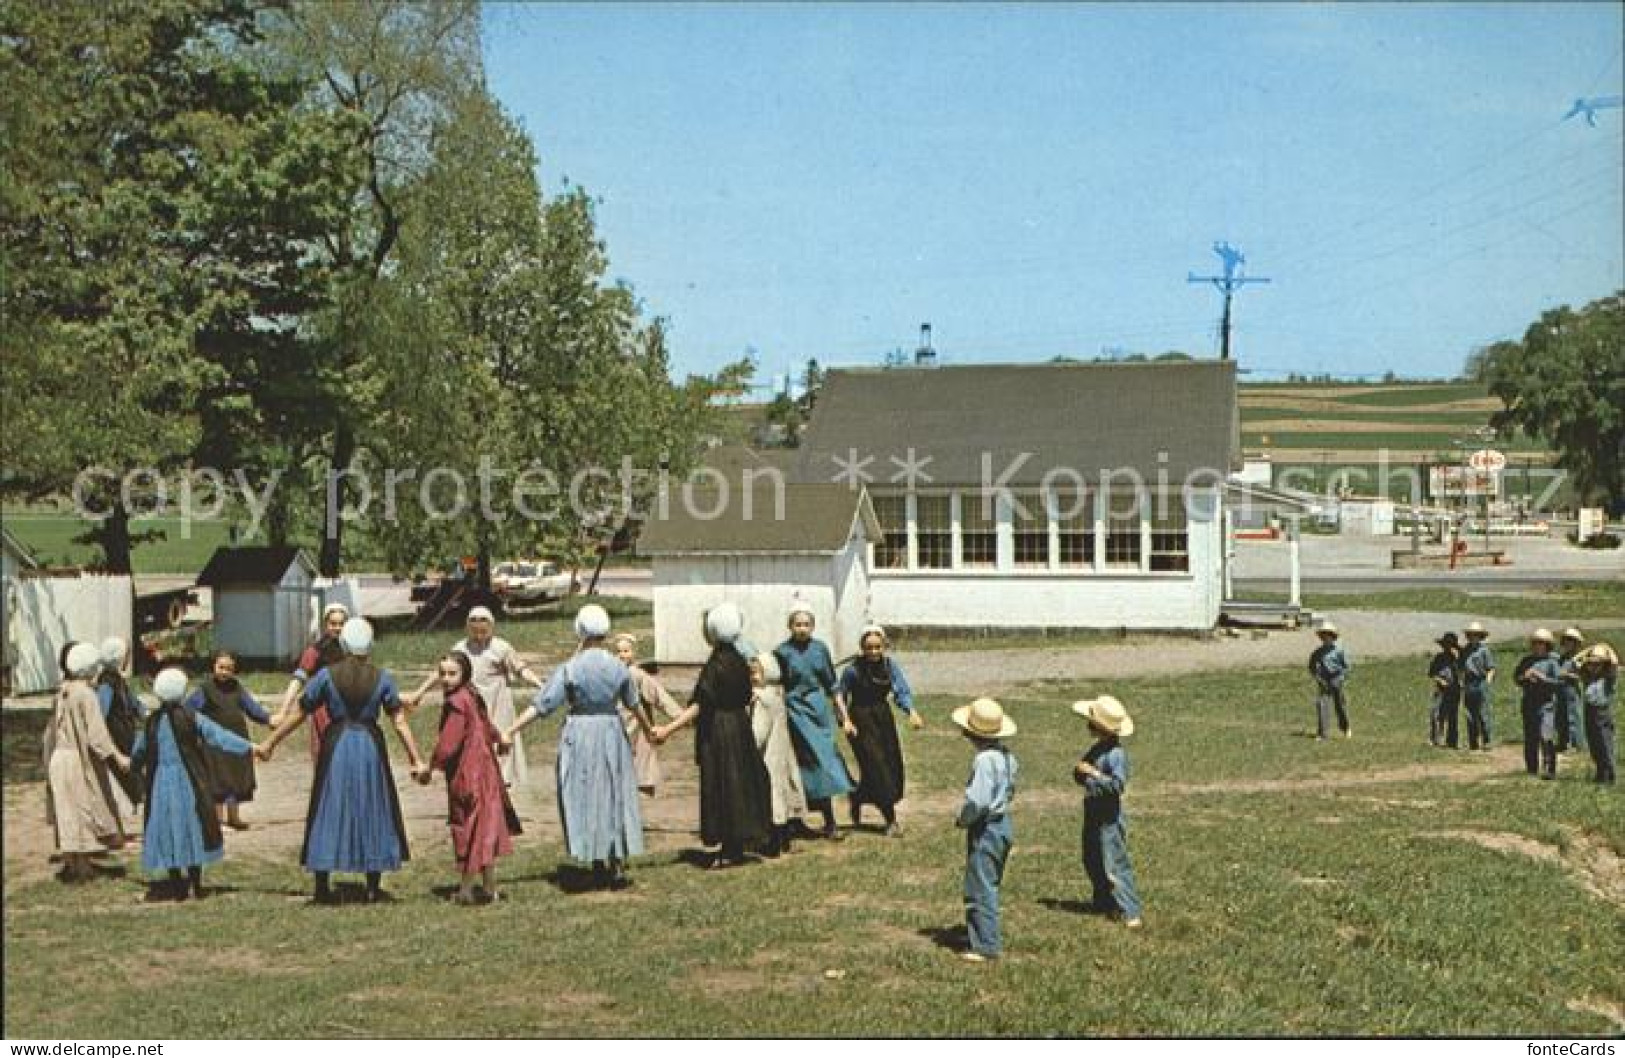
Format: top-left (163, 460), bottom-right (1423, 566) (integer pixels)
top-left (1238, 380), bottom-right (1556, 467)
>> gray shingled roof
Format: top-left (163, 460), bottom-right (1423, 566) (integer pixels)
top-left (196, 546), bottom-right (314, 587)
top-left (793, 360), bottom-right (1240, 487)
top-left (637, 483), bottom-right (881, 555)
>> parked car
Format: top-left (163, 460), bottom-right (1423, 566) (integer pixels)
top-left (492, 560), bottom-right (576, 604)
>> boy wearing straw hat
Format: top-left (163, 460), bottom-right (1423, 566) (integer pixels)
top-left (1428, 633), bottom-right (1462, 748)
top-left (1514, 628), bottom-right (1564, 778)
top-left (1072, 696), bottom-right (1143, 928)
top-left (1461, 621), bottom-right (1497, 751)
top-left (1578, 643), bottom-right (1617, 785)
top-left (1308, 622), bottom-right (1352, 740)
top-left (952, 698), bottom-right (1018, 962)
top-left (1556, 628), bottom-right (1588, 754)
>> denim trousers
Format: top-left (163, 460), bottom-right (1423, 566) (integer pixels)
top-left (964, 815), bottom-right (1013, 957)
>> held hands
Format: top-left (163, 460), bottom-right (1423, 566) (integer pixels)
top-left (496, 733), bottom-right (513, 756)
top-left (907, 711), bottom-right (925, 731)
top-left (255, 742), bottom-right (276, 763)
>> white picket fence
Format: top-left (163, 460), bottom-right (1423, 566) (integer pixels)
top-left (3, 573), bottom-right (134, 695)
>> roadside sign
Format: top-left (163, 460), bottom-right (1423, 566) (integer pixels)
top-left (1467, 449), bottom-right (1507, 473)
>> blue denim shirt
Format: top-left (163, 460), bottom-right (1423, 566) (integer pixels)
top-left (957, 745), bottom-right (1017, 828)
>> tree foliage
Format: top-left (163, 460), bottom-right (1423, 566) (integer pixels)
top-left (1482, 292), bottom-right (1625, 508)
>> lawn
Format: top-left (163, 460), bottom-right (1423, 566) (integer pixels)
top-left (4, 639), bottom-right (1620, 1037)
top-left (1247, 583), bottom-right (1625, 623)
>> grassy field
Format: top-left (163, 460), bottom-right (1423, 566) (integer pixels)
top-left (1249, 583), bottom-right (1625, 623)
top-left (4, 640), bottom-right (1620, 1037)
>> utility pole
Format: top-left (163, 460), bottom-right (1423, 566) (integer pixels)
top-left (1188, 241), bottom-right (1270, 360)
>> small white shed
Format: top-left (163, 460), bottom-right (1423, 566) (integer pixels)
top-left (638, 483), bottom-right (881, 665)
top-left (1340, 498), bottom-right (1396, 536)
top-left (197, 546), bottom-right (316, 666)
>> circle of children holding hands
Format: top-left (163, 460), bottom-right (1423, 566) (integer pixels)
top-left (44, 595), bottom-right (1614, 967)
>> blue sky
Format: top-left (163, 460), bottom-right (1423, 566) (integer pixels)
top-left (482, 2), bottom-right (1623, 388)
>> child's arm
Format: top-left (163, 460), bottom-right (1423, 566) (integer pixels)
top-left (890, 660), bottom-right (924, 729)
top-left (955, 754), bottom-right (995, 828)
top-left (1075, 748), bottom-right (1127, 798)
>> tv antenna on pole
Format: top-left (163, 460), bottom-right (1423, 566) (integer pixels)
top-left (1188, 241), bottom-right (1270, 361)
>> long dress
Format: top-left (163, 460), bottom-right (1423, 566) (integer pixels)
top-left (131, 704), bottom-right (253, 874)
top-left (533, 649), bottom-right (644, 863)
top-left (692, 646), bottom-right (774, 849)
top-left (293, 635), bottom-right (345, 764)
top-left (774, 637), bottom-right (854, 802)
top-left (95, 669), bottom-right (145, 807)
top-left (750, 683), bottom-right (807, 826)
top-left (187, 679), bottom-right (270, 804)
top-left (840, 656), bottom-right (915, 812)
top-left (623, 664), bottom-right (683, 794)
top-left (432, 685), bottom-right (521, 874)
top-left (455, 636), bottom-right (529, 787)
top-left (44, 681), bottom-right (126, 854)
top-left (299, 658), bottom-right (411, 874)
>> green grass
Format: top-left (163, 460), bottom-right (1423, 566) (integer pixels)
top-left (1233, 584), bottom-right (1625, 623)
top-left (1329, 384), bottom-right (1490, 408)
top-left (5, 641), bottom-right (1621, 1037)
top-left (1, 512), bottom-right (242, 574)
top-left (1240, 408), bottom-right (1496, 426)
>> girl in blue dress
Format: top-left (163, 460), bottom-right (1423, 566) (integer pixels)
top-left (259, 618), bottom-right (427, 904)
top-left (131, 668), bottom-right (257, 901)
top-left (773, 603), bottom-right (855, 841)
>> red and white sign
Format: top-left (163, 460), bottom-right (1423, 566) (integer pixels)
top-left (1467, 449), bottom-right (1507, 473)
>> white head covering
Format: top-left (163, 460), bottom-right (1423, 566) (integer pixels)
top-left (65, 643), bottom-right (101, 679)
top-left (467, 605), bottom-right (495, 624)
top-left (786, 597), bottom-right (816, 625)
top-left (153, 667), bottom-right (189, 703)
top-left (321, 601), bottom-right (351, 622)
top-left (574, 604), bottom-right (611, 639)
top-left (706, 603), bottom-right (744, 645)
top-left (340, 616), bottom-right (375, 656)
top-left (858, 624), bottom-right (888, 646)
top-left (99, 637), bottom-right (127, 666)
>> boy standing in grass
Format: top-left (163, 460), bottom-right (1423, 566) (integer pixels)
top-left (1428, 633), bottom-right (1462, 748)
top-left (1309, 622), bottom-right (1352, 739)
top-left (1072, 696), bottom-right (1143, 929)
top-left (1461, 621), bottom-right (1497, 750)
top-left (1579, 643), bottom-right (1617, 786)
top-left (952, 697), bottom-right (1018, 963)
top-left (1514, 628), bottom-right (1564, 779)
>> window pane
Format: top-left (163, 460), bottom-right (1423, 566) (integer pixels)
top-left (1012, 491), bottom-right (1047, 567)
top-left (1150, 494), bottom-right (1189, 572)
top-left (872, 494), bottom-right (909, 569)
top-left (1054, 487), bottom-right (1094, 567)
top-left (1104, 485), bottom-right (1142, 569)
top-left (915, 495), bottom-right (951, 569)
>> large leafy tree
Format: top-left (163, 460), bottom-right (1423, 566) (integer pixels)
top-left (263, 0), bottom-right (481, 575)
top-left (2, 0), bottom-right (359, 571)
top-left (1481, 292), bottom-right (1625, 509)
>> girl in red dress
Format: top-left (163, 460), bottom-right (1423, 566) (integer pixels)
top-left (421, 652), bottom-right (521, 905)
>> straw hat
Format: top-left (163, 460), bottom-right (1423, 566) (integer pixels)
top-left (1072, 695), bottom-right (1135, 737)
top-left (952, 697), bottom-right (1017, 739)
top-left (340, 617), bottom-right (375, 655)
top-left (1530, 628), bottom-right (1555, 646)
top-left (705, 603), bottom-right (744, 645)
top-left (1464, 621), bottom-right (1488, 638)
top-left (1560, 627), bottom-right (1585, 644)
top-left (153, 668), bottom-right (189, 703)
top-left (1583, 643), bottom-right (1618, 667)
top-left (1316, 622), bottom-right (1339, 638)
top-left (574, 604), bottom-right (611, 639)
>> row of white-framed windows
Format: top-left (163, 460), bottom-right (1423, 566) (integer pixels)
top-left (868, 488), bottom-right (1192, 573)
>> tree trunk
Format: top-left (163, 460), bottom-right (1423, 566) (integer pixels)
top-left (319, 423), bottom-right (354, 578)
top-left (100, 499), bottom-right (133, 576)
